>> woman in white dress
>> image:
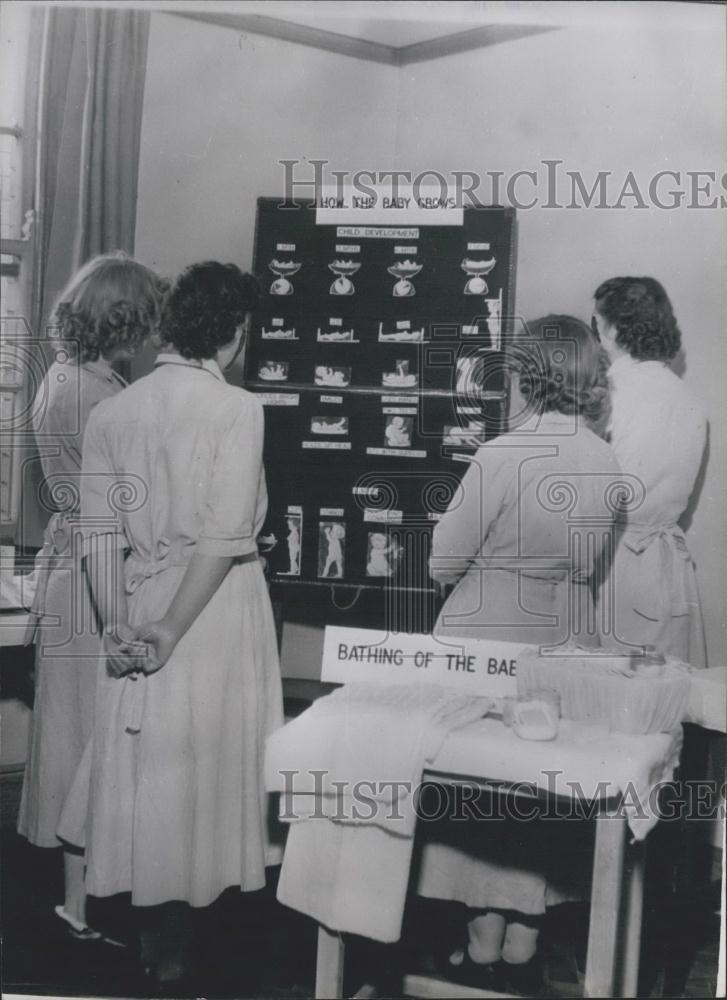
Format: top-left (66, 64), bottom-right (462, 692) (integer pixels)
top-left (64, 262), bottom-right (284, 986)
top-left (418, 316), bottom-right (621, 994)
top-left (592, 276), bottom-right (707, 666)
top-left (18, 252), bottom-right (166, 940)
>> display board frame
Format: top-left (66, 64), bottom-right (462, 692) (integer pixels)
top-left (244, 197), bottom-right (517, 623)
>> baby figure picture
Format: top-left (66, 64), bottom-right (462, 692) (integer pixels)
top-left (284, 514), bottom-right (301, 575)
top-left (258, 360), bottom-right (289, 381)
top-left (317, 328), bottom-right (356, 342)
top-left (455, 355), bottom-right (483, 396)
top-left (315, 365), bottom-right (351, 387)
top-left (443, 421), bottom-right (486, 448)
top-left (366, 532), bottom-right (402, 578)
top-left (382, 359), bottom-right (417, 388)
top-left (311, 416), bottom-right (349, 435)
top-left (261, 326), bottom-right (297, 340)
top-left (384, 415), bottom-right (413, 448)
top-left (485, 295), bottom-right (502, 349)
top-left (318, 521), bottom-right (346, 579)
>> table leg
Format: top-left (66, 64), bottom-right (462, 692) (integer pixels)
top-left (315, 925), bottom-right (345, 999)
top-left (584, 811), bottom-right (627, 998)
top-left (619, 840), bottom-right (646, 998)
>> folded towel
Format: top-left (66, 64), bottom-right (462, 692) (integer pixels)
top-left (266, 682), bottom-right (490, 941)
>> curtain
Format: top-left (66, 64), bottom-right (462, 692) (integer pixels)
top-left (35, 6), bottom-right (151, 334)
top-left (21, 7), bottom-right (150, 548)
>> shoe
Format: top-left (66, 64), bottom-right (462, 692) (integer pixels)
top-left (501, 954), bottom-right (543, 995)
top-left (54, 905), bottom-right (127, 947)
top-left (435, 949), bottom-right (508, 992)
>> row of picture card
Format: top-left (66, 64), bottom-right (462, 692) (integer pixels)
top-left (255, 355), bottom-right (506, 395)
top-left (261, 507), bottom-right (433, 581)
top-left (258, 359), bottom-right (416, 388)
top-left (257, 299), bottom-right (503, 346)
top-left (256, 397), bottom-right (505, 485)
top-left (265, 254), bottom-right (500, 300)
top-left (302, 412), bottom-right (496, 453)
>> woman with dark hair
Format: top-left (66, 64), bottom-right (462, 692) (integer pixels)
top-left (417, 316), bottom-right (621, 993)
top-left (60, 262), bottom-right (284, 986)
top-left (18, 252), bottom-right (167, 940)
top-left (592, 276), bottom-right (707, 666)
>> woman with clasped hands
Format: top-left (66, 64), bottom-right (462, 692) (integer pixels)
top-left (61, 262), bottom-right (283, 989)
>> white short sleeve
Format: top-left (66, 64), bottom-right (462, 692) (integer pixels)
top-left (197, 395), bottom-right (265, 557)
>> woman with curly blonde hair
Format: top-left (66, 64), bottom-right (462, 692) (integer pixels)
top-left (18, 252), bottom-right (167, 940)
top-left (418, 315), bottom-right (621, 993)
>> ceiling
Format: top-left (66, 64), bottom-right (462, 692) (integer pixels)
top-left (172, 2), bottom-right (558, 65)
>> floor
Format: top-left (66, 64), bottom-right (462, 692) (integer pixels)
top-left (0, 831), bottom-right (721, 999)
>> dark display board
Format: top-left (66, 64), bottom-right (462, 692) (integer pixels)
top-left (245, 198), bottom-right (517, 604)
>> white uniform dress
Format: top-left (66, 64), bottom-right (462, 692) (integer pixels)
top-left (64, 353), bottom-right (284, 907)
top-left (430, 412), bottom-right (621, 648)
top-left (18, 358), bottom-right (126, 847)
top-left (598, 355), bottom-right (707, 666)
top-left (418, 411), bottom-right (622, 914)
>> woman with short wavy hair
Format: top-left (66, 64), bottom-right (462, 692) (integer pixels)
top-left (429, 314), bottom-right (617, 649)
top-left (418, 315), bottom-right (621, 993)
top-left (59, 261), bottom-right (284, 989)
top-left (18, 251), bottom-right (167, 940)
top-left (592, 277), bottom-right (707, 666)
top-left (517, 312), bottom-right (612, 436)
top-left (159, 260), bottom-right (260, 360)
top-left (51, 252), bottom-right (168, 362)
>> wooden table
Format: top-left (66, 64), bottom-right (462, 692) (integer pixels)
top-left (304, 716), bottom-right (680, 999)
top-left (269, 639), bottom-right (723, 1000)
top-left (314, 786), bottom-right (646, 999)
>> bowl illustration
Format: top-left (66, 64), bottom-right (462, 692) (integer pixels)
top-left (461, 258), bottom-right (496, 276)
top-left (328, 260), bottom-right (362, 276)
top-left (387, 260), bottom-right (422, 278)
top-left (269, 259), bottom-right (302, 275)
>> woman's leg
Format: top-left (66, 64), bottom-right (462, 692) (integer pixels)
top-left (500, 917), bottom-right (543, 994)
top-left (466, 910), bottom-right (507, 963)
top-left (502, 919), bottom-right (539, 964)
top-left (63, 847), bottom-right (87, 924)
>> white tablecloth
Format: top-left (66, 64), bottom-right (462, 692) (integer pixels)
top-left (426, 716), bottom-right (682, 840)
top-left (684, 666), bottom-right (727, 733)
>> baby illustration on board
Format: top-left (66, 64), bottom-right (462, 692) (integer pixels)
top-left (315, 366), bottom-right (351, 387)
top-left (318, 522), bottom-right (346, 578)
top-left (285, 516), bottom-right (301, 575)
top-left (258, 361), bottom-right (289, 381)
top-left (384, 415), bottom-right (412, 448)
top-left (366, 533), bottom-right (401, 577)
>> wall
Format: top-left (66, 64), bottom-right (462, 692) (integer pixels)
top-left (394, 11), bottom-right (727, 666)
top-left (134, 7), bottom-right (726, 671)
top-left (134, 13), bottom-right (398, 280)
